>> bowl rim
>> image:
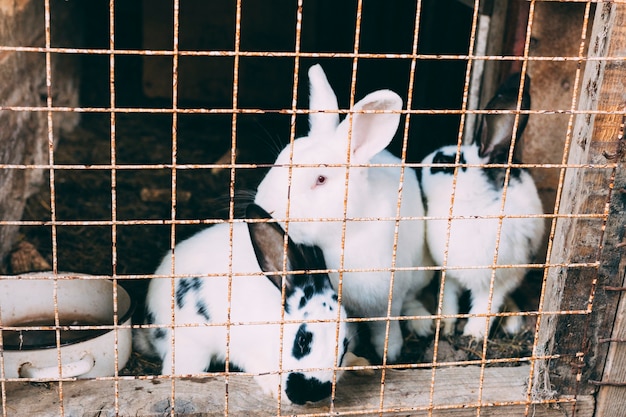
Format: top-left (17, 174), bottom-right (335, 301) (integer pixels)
top-left (2, 279), bottom-right (135, 351)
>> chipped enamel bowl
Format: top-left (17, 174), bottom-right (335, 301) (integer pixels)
top-left (1, 272), bottom-right (134, 379)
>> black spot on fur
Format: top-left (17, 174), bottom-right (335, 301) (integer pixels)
top-left (285, 373), bottom-right (332, 404)
top-left (430, 151), bottom-right (467, 175)
top-left (292, 324), bottom-right (313, 359)
top-left (196, 300), bottom-right (210, 320)
top-left (291, 246), bottom-right (332, 295)
top-left (154, 328), bottom-right (167, 340)
top-left (204, 361), bottom-right (244, 373)
top-left (176, 280), bottom-right (190, 308)
top-left (416, 166), bottom-right (429, 212)
top-left (286, 244), bottom-right (338, 312)
top-left (298, 285), bottom-right (317, 309)
top-left (190, 277), bottom-right (202, 290)
top-left (145, 311), bottom-right (155, 325)
top-left (304, 285), bottom-right (314, 299)
top-left (176, 277), bottom-right (203, 309)
top-left (332, 294), bottom-right (338, 302)
top-left (483, 165), bottom-right (523, 190)
top-left (339, 338), bottom-right (349, 366)
top-left (145, 310), bottom-right (166, 339)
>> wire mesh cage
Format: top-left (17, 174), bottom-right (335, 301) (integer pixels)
top-left (0, 0), bottom-right (625, 416)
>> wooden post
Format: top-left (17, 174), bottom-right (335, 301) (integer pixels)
top-left (532, 2), bottom-right (626, 405)
top-left (0, 0), bottom-right (80, 266)
top-left (592, 2), bottom-right (626, 409)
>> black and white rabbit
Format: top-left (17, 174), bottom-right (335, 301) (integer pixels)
top-left (136, 204), bottom-right (349, 405)
top-left (419, 73), bottom-right (544, 339)
top-left (254, 64), bottom-right (433, 362)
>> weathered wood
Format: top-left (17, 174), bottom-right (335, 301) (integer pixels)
top-left (533, 1), bottom-right (626, 401)
top-left (1, 365), bottom-right (594, 417)
top-left (592, 4), bottom-right (626, 409)
top-left (596, 251), bottom-right (626, 417)
top-left (526, 1), bottom-right (590, 214)
top-left (0, 0), bottom-right (80, 267)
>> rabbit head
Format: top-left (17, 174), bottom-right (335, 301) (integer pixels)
top-left (255, 64), bottom-right (403, 247)
top-left (247, 203), bottom-right (349, 404)
top-left (421, 73), bottom-right (532, 197)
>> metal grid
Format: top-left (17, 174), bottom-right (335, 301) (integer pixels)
top-left (0, 0), bottom-right (624, 416)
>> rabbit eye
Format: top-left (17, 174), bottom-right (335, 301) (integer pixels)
top-left (316, 175), bottom-right (327, 185)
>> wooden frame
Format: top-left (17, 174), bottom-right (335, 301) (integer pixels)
top-left (2, 366), bottom-right (595, 416)
top-left (2, 2), bottom-right (626, 416)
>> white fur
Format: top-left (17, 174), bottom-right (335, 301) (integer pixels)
top-left (420, 145), bottom-right (544, 338)
top-left (140, 222), bottom-right (348, 404)
top-left (255, 64), bottom-right (433, 362)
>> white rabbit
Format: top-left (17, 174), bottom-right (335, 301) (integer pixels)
top-left (136, 203), bottom-right (349, 405)
top-left (419, 74), bottom-right (545, 339)
top-left (254, 64), bottom-right (433, 363)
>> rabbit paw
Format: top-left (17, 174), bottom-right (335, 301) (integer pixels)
top-left (253, 374), bottom-right (280, 401)
top-left (461, 317), bottom-right (489, 340)
top-left (441, 318), bottom-right (457, 336)
top-left (407, 317), bottom-right (434, 337)
top-left (502, 314), bottom-right (523, 335)
top-left (403, 299), bottom-right (434, 337)
top-left (343, 352), bottom-right (374, 376)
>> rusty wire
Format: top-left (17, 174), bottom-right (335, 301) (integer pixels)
top-left (42, 0), bottom-right (65, 416)
top-left (0, 0), bottom-right (621, 416)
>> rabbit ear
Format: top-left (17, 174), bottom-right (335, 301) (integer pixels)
top-left (340, 90), bottom-right (403, 163)
top-left (308, 64), bottom-right (340, 137)
top-left (246, 203), bottom-right (298, 294)
top-left (476, 73), bottom-right (531, 164)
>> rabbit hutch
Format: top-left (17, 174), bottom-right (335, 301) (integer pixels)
top-left (0, 0), bottom-right (625, 416)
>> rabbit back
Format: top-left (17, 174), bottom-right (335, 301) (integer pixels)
top-left (421, 144), bottom-right (544, 282)
top-left (142, 220), bottom-right (349, 404)
top-left (145, 224), bottom-right (286, 372)
top-left (420, 142), bottom-right (544, 337)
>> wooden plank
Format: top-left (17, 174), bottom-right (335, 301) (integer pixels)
top-left (526, 1), bottom-right (591, 213)
top-left (0, 0), bottom-right (80, 264)
top-left (532, 1), bottom-right (626, 401)
top-left (1, 365), bottom-right (594, 417)
top-left (592, 3), bottom-right (626, 409)
top-left (596, 252), bottom-right (626, 417)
